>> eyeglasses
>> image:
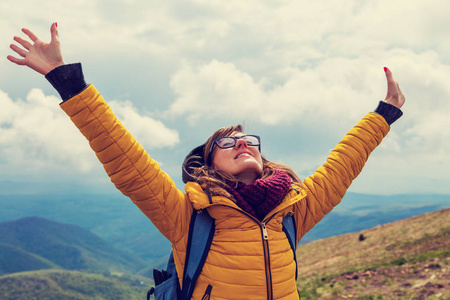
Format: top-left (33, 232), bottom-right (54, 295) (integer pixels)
top-left (207, 135), bottom-right (261, 165)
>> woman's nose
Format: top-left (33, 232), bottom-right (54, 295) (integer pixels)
top-left (235, 138), bottom-right (248, 149)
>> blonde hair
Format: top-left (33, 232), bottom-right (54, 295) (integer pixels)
top-left (189, 124), bottom-right (304, 200)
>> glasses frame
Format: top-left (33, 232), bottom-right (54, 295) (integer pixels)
top-left (207, 135), bottom-right (261, 166)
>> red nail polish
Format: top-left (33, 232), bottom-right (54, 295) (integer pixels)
top-left (55, 22), bottom-right (58, 27)
top-left (384, 67), bottom-right (388, 72)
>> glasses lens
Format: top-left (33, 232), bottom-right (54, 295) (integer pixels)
top-left (216, 137), bottom-right (236, 148)
top-left (243, 135), bottom-right (259, 146)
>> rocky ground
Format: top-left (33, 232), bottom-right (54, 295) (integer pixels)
top-left (317, 257), bottom-right (449, 299)
top-left (297, 209), bottom-right (450, 299)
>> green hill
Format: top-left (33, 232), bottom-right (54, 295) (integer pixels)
top-left (0, 269), bottom-right (150, 300)
top-left (0, 243), bottom-right (58, 274)
top-left (296, 208), bottom-right (450, 299)
top-left (0, 217), bottom-right (146, 275)
top-left (0, 193), bottom-right (172, 264)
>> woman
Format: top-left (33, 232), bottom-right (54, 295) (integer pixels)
top-left (8, 23), bottom-right (405, 299)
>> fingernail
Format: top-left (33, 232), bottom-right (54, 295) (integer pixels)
top-left (55, 22), bottom-right (58, 27)
top-left (384, 67), bottom-right (388, 72)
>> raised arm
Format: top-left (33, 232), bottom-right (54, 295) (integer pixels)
top-left (295, 68), bottom-right (405, 241)
top-left (8, 24), bottom-right (193, 243)
top-left (8, 23), bottom-right (64, 75)
top-left (59, 85), bottom-right (192, 242)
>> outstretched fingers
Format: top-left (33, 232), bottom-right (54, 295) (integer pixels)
top-left (6, 54), bottom-right (25, 65)
top-left (8, 27), bottom-right (43, 64)
top-left (13, 35), bottom-right (32, 50)
top-left (22, 27), bottom-right (39, 42)
top-left (8, 34), bottom-right (36, 67)
top-left (50, 23), bottom-right (59, 43)
top-left (384, 67), bottom-right (397, 94)
top-left (9, 43), bottom-right (27, 58)
top-left (383, 67), bottom-right (405, 109)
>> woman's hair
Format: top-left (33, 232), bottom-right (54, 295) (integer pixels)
top-left (189, 124), bottom-right (304, 200)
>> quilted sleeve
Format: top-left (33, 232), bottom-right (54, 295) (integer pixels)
top-left (294, 113), bottom-right (390, 242)
top-left (60, 84), bottom-right (192, 243)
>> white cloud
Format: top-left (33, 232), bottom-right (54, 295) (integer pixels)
top-left (2, 0), bottom-right (450, 194)
top-left (109, 100), bottom-right (180, 150)
top-left (162, 41), bottom-right (450, 195)
top-left (167, 60), bottom-right (265, 124)
top-left (0, 89), bottom-right (94, 174)
top-left (0, 89), bottom-right (179, 179)
top-left (166, 48), bottom-right (450, 127)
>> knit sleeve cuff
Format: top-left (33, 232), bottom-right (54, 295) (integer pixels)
top-left (45, 63), bottom-right (88, 101)
top-left (374, 101), bottom-right (403, 125)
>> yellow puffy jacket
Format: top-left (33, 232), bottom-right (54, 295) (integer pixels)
top-left (61, 84), bottom-right (390, 299)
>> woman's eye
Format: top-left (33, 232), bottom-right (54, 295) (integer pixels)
top-left (218, 138), bottom-right (235, 147)
top-left (244, 138), bottom-right (255, 145)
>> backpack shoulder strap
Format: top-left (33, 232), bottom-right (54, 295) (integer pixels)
top-left (181, 208), bottom-right (215, 300)
top-left (282, 211), bottom-right (298, 279)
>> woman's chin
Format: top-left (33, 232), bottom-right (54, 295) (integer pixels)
top-left (235, 166), bottom-right (263, 184)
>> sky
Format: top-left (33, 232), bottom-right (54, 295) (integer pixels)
top-left (1, 0), bottom-right (450, 196)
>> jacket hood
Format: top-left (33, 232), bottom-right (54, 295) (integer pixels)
top-left (182, 143), bottom-right (206, 183)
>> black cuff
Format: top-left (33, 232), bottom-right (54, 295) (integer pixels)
top-left (374, 101), bottom-right (403, 125)
top-left (45, 63), bottom-right (88, 101)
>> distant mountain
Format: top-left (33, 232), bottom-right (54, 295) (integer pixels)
top-left (0, 243), bottom-right (57, 274)
top-left (301, 193), bottom-right (449, 243)
top-left (0, 217), bottom-right (146, 275)
top-left (0, 193), bottom-right (171, 264)
top-left (0, 192), bottom-right (448, 265)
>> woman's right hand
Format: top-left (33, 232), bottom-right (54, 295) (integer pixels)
top-left (383, 67), bottom-right (405, 109)
top-left (7, 22), bottom-right (65, 75)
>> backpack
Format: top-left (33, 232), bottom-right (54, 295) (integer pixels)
top-left (147, 209), bottom-right (297, 300)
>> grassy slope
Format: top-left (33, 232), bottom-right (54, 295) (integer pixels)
top-left (296, 208), bottom-right (450, 299)
top-left (0, 269), bottom-right (152, 300)
top-left (0, 217), bottom-right (145, 275)
top-left (0, 243), bottom-right (58, 275)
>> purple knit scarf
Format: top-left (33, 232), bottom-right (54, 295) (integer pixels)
top-left (225, 169), bottom-right (291, 221)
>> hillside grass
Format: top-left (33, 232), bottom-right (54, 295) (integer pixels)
top-left (0, 243), bottom-right (59, 275)
top-left (0, 217), bottom-right (145, 275)
top-left (296, 208), bottom-right (450, 299)
top-left (0, 269), bottom-right (152, 300)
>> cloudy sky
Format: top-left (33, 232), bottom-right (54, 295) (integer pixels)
top-left (1, 0), bottom-right (450, 196)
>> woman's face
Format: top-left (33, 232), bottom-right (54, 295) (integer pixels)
top-left (211, 131), bottom-right (263, 184)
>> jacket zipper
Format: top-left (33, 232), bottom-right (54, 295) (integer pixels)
top-left (261, 222), bottom-right (273, 300)
top-left (209, 204), bottom-right (280, 300)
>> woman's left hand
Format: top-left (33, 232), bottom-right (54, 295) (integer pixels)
top-left (384, 67), bottom-right (405, 109)
top-left (7, 23), bottom-right (64, 75)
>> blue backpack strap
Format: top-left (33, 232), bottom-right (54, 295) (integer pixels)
top-left (181, 208), bottom-right (215, 300)
top-left (282, 211), bottom-right (298, 279)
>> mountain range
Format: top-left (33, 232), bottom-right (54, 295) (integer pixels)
top-left (0, 217), bottom-right (144, 275)
top-left (0, 192), bottom-right (448, 265)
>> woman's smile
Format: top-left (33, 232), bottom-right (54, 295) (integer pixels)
top-left (235, 150), bottom-right (253, 159)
